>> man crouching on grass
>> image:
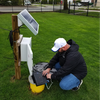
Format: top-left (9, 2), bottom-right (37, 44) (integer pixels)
top-left (42, 38), bottom-right (87, 91)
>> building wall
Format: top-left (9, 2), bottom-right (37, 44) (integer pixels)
top-left (81, 0), bottom-right (91, 3)
top-left (97, 0), bottom-right (100, 6)
top-left (68, 0), bottom-right (73, 3)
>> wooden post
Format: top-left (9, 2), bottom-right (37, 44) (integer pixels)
top-left (12, 15), bottom-right (21, 79)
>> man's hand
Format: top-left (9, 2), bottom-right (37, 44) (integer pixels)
top-left (42, 68), bottom-right (51, 76)
top-left (46, 73), bottom-right (51, 79)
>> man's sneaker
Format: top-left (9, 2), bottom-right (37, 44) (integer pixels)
top-left (72, 80), bottom-right (83, 91)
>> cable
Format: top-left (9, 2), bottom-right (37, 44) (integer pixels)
top-left (0, 27), bottom-right (11, 31)
top-left (0, 24), bottom-right (24, 32)
top-left (0, 25), bottom-right (24, 61)
top-left (45, 79), bottom-right (53, 90)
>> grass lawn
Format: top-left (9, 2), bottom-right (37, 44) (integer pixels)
top-left (0, 12), bottom-right (99, 100)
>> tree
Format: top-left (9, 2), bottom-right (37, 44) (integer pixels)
top-left (64, 0), bottom-right (68, 10)
top-left (11, 0), bottom-right (19, 6)
top-left (0, 0), bottom-right (9, 6)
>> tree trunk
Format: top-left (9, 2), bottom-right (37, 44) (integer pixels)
top-left (64, 0), bottom-right (68, 10)
top-left (23, 0), bottom-right (24, 6)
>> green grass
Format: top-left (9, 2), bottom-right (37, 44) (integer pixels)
top-left (77, 11), bottom-right (100, 17)
top-left (67, 8), bottom-right (100, 18)
top-left (0, 12), bottom-right (99, 100)
top-left (79, 6), bottom-right (100, 10)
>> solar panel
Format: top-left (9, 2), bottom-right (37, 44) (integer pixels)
top-left (17, 9), bottom-right (39, 35)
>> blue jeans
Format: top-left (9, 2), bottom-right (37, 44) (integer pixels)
top-left (55, 63), bottom-right (80, 90)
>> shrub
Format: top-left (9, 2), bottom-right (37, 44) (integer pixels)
top-left (41, 0), bottom-right (61, 4)
top-left (0, 0), bottom-right (22, 6)
top-left (11, 0), bottom-right (19, 6)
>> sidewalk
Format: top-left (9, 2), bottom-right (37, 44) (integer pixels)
top-left (0, 5), bottom-right (99, 13)
top-left (0, 5), bottom-right (61, 13)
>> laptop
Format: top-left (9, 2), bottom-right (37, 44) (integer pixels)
top-left (32, 71), bottom-right (49, 86)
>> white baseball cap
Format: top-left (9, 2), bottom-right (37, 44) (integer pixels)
top-left (51, 38), bottom-right (67, 52)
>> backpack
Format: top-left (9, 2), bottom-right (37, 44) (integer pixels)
top-left (8, 30), bottom-right (13, 49)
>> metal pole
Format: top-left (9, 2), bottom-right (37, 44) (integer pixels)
top-left (74, 1), bottom-right (75, 15)
top-left (53, 0), bottom-right (54, 11)
top-left (27, 4), bottom-right (28, 11)
top-left (12, 2), bottom-right (13, 13)
top-left (68, 1), bottom-right (70, 14)
top-left (60, 2), bottom-right (61, 12)
top-left (41, 1), bottom-right (42, 12)
top-left (87, 1), bottom-right (89, 16)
